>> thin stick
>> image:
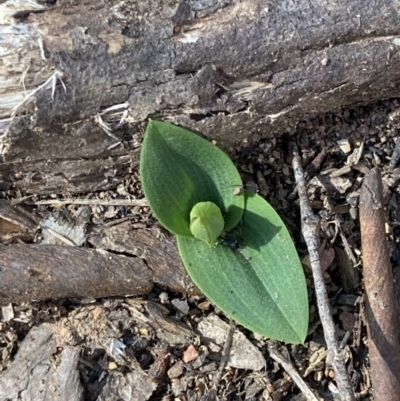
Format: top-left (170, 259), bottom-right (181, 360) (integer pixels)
top-left (11, 198), bottom-right (148, 207)
top-left (201, 324), bottom-right (235, 401)
top-left (289, 141), bottom-right (355, 401)
top-left (214, 323), bottom-right (235, 385)
top-left (268, 341), bottom-right (320, 401)
top-left (359, 168), bottom-right (400, 400)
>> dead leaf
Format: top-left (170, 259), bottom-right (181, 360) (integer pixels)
top-left (321, 248), bottom-right (335, 272)
top-left (339, 312), bottom-right (357, 331)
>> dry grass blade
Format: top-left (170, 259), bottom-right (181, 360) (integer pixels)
top-left (12, 198), bottom-right (148, 207)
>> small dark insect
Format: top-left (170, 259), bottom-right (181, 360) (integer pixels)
top-left (220, 233), bottom-right (241, 249)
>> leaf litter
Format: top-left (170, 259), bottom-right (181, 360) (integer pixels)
top-left (2, 99), bottom-right (400, 399)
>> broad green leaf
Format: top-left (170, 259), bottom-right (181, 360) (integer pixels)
top-left (190, 201), bottom-right (224, 245)
top-left (140, 120), bottom-right (244, 237)
top-left (177, 192), bottom-right (309, 344)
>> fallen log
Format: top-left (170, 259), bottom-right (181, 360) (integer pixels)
top-left (2, 0), bottom-right (400, 195)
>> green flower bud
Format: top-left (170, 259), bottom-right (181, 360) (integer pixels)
top-left (190, 201), bottom-right (224, 245)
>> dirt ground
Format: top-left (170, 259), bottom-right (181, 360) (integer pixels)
top-left (2, 98), bottom-right (400, 400)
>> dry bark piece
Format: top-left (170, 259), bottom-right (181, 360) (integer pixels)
top-left (145, 301), bottom-right (193, 345)
top-left (305, 149), bottom-right (326, 178)
top-left (30, 347), bottom-right (82, 401)
top-left (334, 247), bottom-right (360, 294)
top-left (89, 223), bottom-right (200, 295)
top-left (41, 206), bottom-right (91, 246)
top-left (0, 244), bottom-right (153, 304)
top-left (337, 139), bottom-right (352, 154)
top-left (0, 324), bottom-right (65, 401)
top-left (148, 347), bottom-right (170, 382)
top-left (97, 369), bottom-right (157, 401)
top-left (359, 167), bottom-right (400, 401)
top-left (197, 314), bottom-right (265, 371)
top-left (0, 153), bottom-right (137, 196)
top-left (0, 200), bottom-right (40, 243)
top-left (309, 175), bottom-right (352, 197)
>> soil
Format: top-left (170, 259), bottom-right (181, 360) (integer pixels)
top-left (2, 98), bottom-right (400, 400)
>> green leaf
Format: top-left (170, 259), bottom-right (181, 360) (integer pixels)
top-left (140, 120), bottom-right (244, 237)
top-left (177, 192), bottom-right (309, 344)
top-left (190, 201), bottom-right (225, 245)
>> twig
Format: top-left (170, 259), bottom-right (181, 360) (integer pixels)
top-left (289, 141), bottom-right (355, 401)
top-left (268, 341), bottom-right (320, 401)
top-left (359, 167), bottom-right (400, 400)
top-left (0, 244), bottom-right (152, 304)
top-left (11, 198), bottom-right (148, 207)
top-left (214, 323), bottom-right (235, 385)
top-left (200, 324), bottom-right (235, 401)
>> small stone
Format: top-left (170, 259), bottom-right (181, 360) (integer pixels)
top-left (159, 292), bottom-right (169, 303)
top-left (197, 315), bottom-right (265, 370)
top-left (167, 360), bottom-right (184, 379)
top-left (140, 327), bottom-right (149, 336)
top-left (200, 362), bottom-right (217, 372)
top-left (183, 344), bottom-right (199, 363)
top-left (197, 301), bottom-right (211, 311)
top-left (321, 57), bottom-right (329, 66)
top-left (171, 299), bottom-right (190, 315)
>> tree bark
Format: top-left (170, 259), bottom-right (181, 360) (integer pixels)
top-left (359, 168), bottom-right (400, 401)
top-left (1, 0), bottom-right (400, 196)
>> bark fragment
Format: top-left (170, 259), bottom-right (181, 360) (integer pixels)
top-left (88, 223), bottom-right (198, 295)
